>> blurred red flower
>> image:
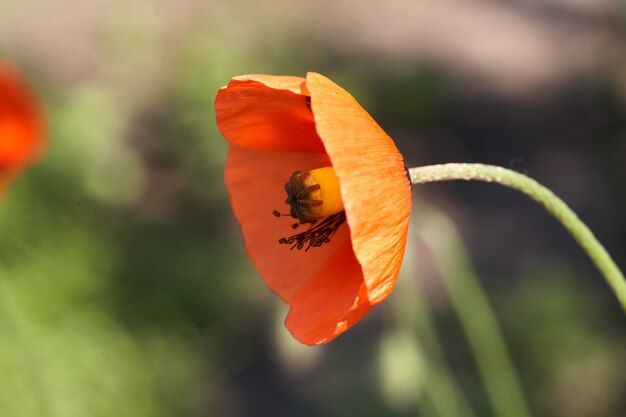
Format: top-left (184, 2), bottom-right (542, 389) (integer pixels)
top-left (0, 63), bottom-right (44, 190)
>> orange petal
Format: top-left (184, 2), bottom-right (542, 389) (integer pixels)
top-left (231, 74), bottom-right (308, 95)
top-left (0, 64), bottom-right (44, 184)
top-left (215, 76), bottom-right (325, 153)
top-left (225, 145), bottom-right (357, 303)
top-left (306, 72), bottom-right (412, 305)
top-left (285, 241), bottom-right (372, 345)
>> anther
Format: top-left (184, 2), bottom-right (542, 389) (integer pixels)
top-left (278, 212), bottom-right (346, 251)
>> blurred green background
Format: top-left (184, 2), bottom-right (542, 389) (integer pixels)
top-left (1, 0), bottom-right (625, 416)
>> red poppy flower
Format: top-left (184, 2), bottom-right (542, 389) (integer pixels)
top-left (0, 63), bottom-right (44, 190)
top-left (216, 73), bottom-right (411, 345)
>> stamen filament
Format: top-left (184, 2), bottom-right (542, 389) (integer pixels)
top-left (279, 212), bottom-right (346, 251)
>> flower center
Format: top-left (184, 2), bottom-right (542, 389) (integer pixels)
top-left (273, 167), bottom-right (346, 251)
top-left (285, 167), bottom-right (344, 223)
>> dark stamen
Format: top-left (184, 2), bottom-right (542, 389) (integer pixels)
top-left (278, 212), bottom-right (346, 251)
top-left (272, 210), bottom-right (281, 217)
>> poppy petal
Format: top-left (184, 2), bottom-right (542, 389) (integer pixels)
top-left (215, 77), bottom-right (325, 153)
top-left (231, 74), bottom-right (308, 95)
top-left (0, 64), bottom-right (43, 185)
top-left (285, 240), bottom-right (372, 345)
top-left (225, 145), bottom-right (356, 303)
top-left (306, 72), bottom-right (412, 305)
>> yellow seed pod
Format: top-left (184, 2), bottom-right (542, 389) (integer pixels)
top-left (283, 167), bottom-right (344, 224)
top-left (309, 167), bottom-right (343, 218)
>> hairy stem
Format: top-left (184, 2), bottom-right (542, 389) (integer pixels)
top-left (409, 163), bottom-right (626, 313)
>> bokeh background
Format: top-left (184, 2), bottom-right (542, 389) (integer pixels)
top-left (1, 0), bottom-right (625, 416)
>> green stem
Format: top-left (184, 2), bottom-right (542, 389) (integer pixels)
top-left (394, 232), bottom-right (478, 417)
top-left (416, 208), bottom-right (532, 417)
top-left (409, 163), bottom-right (626, 314)
top-left (410, 297), bottom-right (479, 417)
